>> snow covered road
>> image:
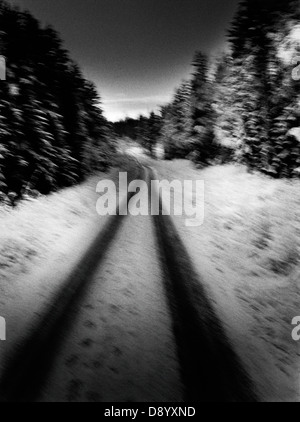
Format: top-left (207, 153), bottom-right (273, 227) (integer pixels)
top-left (38, 211), bottom-right (183, 402)
top-left (0, 162), bottom-right (260, 403)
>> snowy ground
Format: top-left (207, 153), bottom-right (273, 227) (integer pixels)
top-left (0, 156), bottom-right (135, 376)
top-left (38, 212), bottom-right (183, 402)
top-left (116, 138), bottom-right (147, 159)
top-left (152, 159), bottom-right (300, 402)
top-left (0, 154), bottom-right (183, 402)
top-left (0, 153), bottom-right (299, 401)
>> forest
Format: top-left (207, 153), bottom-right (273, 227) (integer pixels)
top-left (0, 0), bottom-right (112, 204)
top-left (0, 0), bottom-right (300, 206)
top-left (115, 0), bottom-right (300, 178)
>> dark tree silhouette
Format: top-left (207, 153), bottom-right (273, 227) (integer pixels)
top-left (0, 0), bottom-right (112, 203)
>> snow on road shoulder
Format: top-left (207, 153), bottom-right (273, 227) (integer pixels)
top-left (153, 159), bottom-right (300, 402)
top-left (0, 162), bottom-right (130, 371)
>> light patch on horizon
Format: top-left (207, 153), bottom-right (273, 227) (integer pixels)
top-left (102, 94), bottom-right (171, 121)
top-left (103, 104), bottom-right (163, 122)
top-left (103, 94), bottom-right (171, 104)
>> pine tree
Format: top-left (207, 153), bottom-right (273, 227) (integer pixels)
top-left (228, 0), bottom-right (300, 176)
top-left (160, 81), bottom-right (194, 159)
top-left (212, 54), bottom-right (245, 162)
top-left (0, 0), bottom-right (111, 202)
top-left (136, 112), bottom-right (162, 156)
top-left (190, 51), bottom-right (215, 163)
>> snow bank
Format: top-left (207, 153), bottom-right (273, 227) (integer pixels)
top-left (0, 157), bottom-right (134, 374)
top-left (153, 159), bottom-right (300, 402)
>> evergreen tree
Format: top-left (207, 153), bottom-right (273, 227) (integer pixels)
top-left (161, 81), bottom-right (194, 159)
top-left (0, 0), bottom-right (111, 203)
top-left (190, 52), bottom-right (215, 163)
top-left (228, 0), bottom-right (300, 176)
top-left (212, 54), bottom-right (245, 162)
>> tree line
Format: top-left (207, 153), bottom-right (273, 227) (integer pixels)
top-left (115, 0), bottom-right (300, 178)
top-left (0, 0), bottom-right (112, 204)
top-left (1, 0), bottom-right (299, 204)
top-left (112, 113), bottom-right (162, 156)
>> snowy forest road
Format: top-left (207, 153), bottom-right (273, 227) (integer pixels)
top-left (0, 165), bottom-right (258, 403)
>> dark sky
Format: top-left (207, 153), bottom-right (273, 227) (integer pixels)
top-left (9, 0), bottom-right (239, 121)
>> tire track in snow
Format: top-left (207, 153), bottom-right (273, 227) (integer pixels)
top-left (0, 165), bottom-right (143, 402)
top-left (149, 166), bottom-right (258, 402)
top-left (0, 163), bottom-right (258, 402)
top-left (38, 210), bottom-right (183, 402)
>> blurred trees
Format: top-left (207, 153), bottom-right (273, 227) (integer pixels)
top-left (140, 112), bottom-right (162, 156)
top-left (0, 0), bottom-right (111, 204)
top-left (156, 0), bottom-right (300, 177)
top-left (212, 54), bottom-right (245, 162)
top-left (160, 55), bottom-right (215, 162)
top-left (228, 0), bottom-right (300, 177)
top-left (161, 81), bottom-right (194, 159)
top-left (8, 0), bottom-right (297, 180)
top-left (190, 52), bottom-right (215, 163)
top-left (112, 113), bottom-right (162, 157)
